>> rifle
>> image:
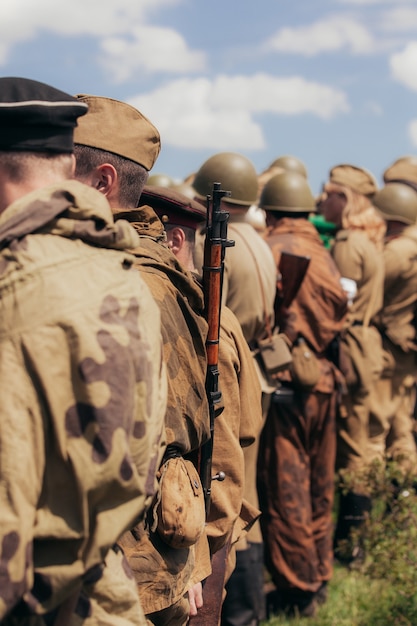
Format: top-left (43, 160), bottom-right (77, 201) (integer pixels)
top-left (198, 182), bottom-right (234, 519)
top-left (274, 251), bottom-right (310, 326)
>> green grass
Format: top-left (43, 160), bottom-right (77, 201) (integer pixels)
top-left (261, 461), bottom-right (417, 626)
top-left (261, 564), bottom-right (417, 626)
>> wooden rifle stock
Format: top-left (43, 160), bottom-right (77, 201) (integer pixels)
top-left (275, 252), bottom-right (310, 325)
top-left (199, 182), bottom-right (234, 519)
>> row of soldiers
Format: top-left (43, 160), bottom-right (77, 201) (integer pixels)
top-left (1, 73), bottom-right (417, 626)
top-left (148, 154), bottom-right (417, 621)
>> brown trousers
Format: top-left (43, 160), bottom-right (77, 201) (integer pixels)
top-left (258, 388), bottom-right (337, 594)
top-left (368, 373), bottom-right (417, 473)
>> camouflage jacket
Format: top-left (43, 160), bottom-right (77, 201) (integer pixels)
top-left (116, 221), bottom-right (211, 614)
top-left (117, 209), bottom-right (261, 614)
top-left (0, 181), bottom-right (167, 620)
top-left (129, 236), bottom-right (210, 453)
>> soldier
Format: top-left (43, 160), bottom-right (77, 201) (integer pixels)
top-left (367, 182), bottom-right (417, 473)
top-left (317, 164), bottom-right (386, 562)
top-left (72, 97), bottom-right (261, 625)
top-left (0, 78), bottom-right (167, 625)
top-left (192, 152), bottom-right (277, 626)
top-left (132, 187), bottom-right (263, 625)
top-left (72, 94), bottom-right (210, 623)
top-left (257, 155), bottom-right (307, 197)
top-left (257, 171), bottom-right (347, 617)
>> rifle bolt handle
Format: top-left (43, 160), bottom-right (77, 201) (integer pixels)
top-left (212, 471), bottom-right (226, 482)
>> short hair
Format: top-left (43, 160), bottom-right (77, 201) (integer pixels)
top-left (165, 223), bottom-right (195, 245)
top-left (74, 144), bottom-right (148, 208)
top-left (0, 151), bottom-right (74, 183)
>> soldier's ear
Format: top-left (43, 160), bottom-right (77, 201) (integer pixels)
top-left (166, 226), bottom-right (186, 255)
top-left (94, 163), bottom-right (118, 197)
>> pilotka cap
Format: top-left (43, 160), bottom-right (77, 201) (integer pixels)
top-left (329, 164), bottom-right (378, 197)
top-left (74, 94), bottom-right (161, 171)
top-left (0, 77), bottom-right (88, 153)
top-left (383, 156), bottom-right (417, 186)
top-left (139, 185), bottom-right (206, 230)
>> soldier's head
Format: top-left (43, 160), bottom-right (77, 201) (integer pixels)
top-left (383, 155), bottom-right (417, 189)
top-left (258, 171), bottom-right (315, 226)
top-left (147, 186), bottom-right (205, 270)
top-left (268, 155), bottom-right (308, 179)
top-left (192, 152), bottom-right (258, 212)
top-left (0, 76), bottom-right (88, 213)
top-left (114, 185), bottom-right (206, 271)
top-left (73, 94), bottom-right (161, 209)
top-left (373, 182), bottom-right (417, 236)
top-left (318, 163), bottom-right (377, 223)
top-left (257, 155), bottom-right (307, 203)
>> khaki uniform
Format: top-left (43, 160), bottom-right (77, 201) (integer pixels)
top-left (368, 226), bottom-right (417, 471)
top-left (223, 218), bottom-right (277, 345)
top-left (0, 181), bottom-right (167, 624)
top-left (258, 218), bottom-right (347, 594)
top-left (221, 217), bottom-right (277, 625)
top-left (330, 229), bottom-right (385, 473)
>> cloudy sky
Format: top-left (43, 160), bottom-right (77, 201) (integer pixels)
top-left (2, 0), bottom-right (417, 194)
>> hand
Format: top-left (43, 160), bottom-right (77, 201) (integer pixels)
top-left (188, 582), bottom-right (203, 616)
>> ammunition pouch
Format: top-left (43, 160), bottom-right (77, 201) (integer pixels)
top-left (153, 456), bottom-right (206, 549)
top-left (254, 332), bottom-right (292, 376)
top-left (290, 338), bottom-right (320, 389)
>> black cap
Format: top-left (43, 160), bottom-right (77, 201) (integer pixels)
top-left (0, 77), bottom-right (88, 153)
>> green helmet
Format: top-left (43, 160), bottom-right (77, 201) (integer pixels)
top-left (147, 173), bottom-right (175, 187)
top-left (259, 171), bottom-right (316, 213)
top-left (373, 182), bottom-right (417, 225)
top-left (269, 155), bottom-right (308, 179)
top-left (383, 155), bottom-right (417, 185)
top-left (192, 152), bottom-right (258, 206)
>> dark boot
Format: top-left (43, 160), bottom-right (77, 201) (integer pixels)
top-left (221, 542), bottom-right (265, 626)
top-left (334, 491), bottom-right (371, 564)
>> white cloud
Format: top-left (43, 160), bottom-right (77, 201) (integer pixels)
top-left (390, 42), bottom-right (417, 91)
top-left (379, 7), bottom-right (417, 32)
top-left (0, 0), bottom-right (191, 70)
top-left (409, 119), bottom-right (417, 147)
top-left (128, 74), bottom-right (349, 151)
top-left (265, 15), bottom-right (376, 56)
top-left (100, 26), bottom-right (206, 82)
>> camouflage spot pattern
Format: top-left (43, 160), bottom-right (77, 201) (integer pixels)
top-left (0, 181), bottom-right (167, 620)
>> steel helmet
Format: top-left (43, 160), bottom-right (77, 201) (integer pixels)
top-left (259, 171), bottom-right (316, 213)
top-left (373, 182), bottom-right (417, 225)
top-left (192, 152), bottom-right (258, 206)
top-left (147, 173), bottom-right (175, 188)
top-left (269, 155), bottom-right (308, 179)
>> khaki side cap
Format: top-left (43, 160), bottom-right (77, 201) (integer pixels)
top-left (330, 163), bottom-right (378, 197)
top-left (73, 94), bottom-right (161, 171)
top-left (384, 159), bottom-right (417, 185)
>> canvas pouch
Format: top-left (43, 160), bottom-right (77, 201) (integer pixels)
top-left (154, 457), bottom-right (206, 549)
